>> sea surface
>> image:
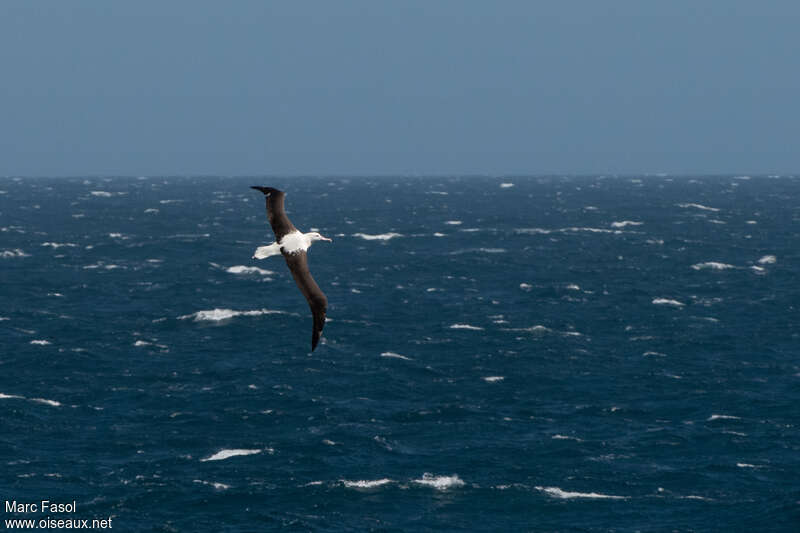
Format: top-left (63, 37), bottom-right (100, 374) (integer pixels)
top-left (1, 176), bottom-right (798, 531)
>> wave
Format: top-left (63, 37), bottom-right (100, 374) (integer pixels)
top-left (200, 448), bottom-right (263, 462)
top-left (552, 434), bottom-right (583, 441)
top-left (1, 249), bottom-right (30, 258)
top-left (707, 414), bottom-right (740, 421)
top-left (90, 191), bottom-right (113, 197)
top-left (677, 203), bottom-right (720, 212)
top-left (482, 376), bottom-right (504, 383)
top-left (179, 308), bottom-right (288, 322)
top-left (691, 262), bottom-right (736, 270)
top-left (41, 242), bottom-right (77, 249)
top-left (30, 340), bottom-right (51, 345)
top-left (380, 352), bottom-right (413, 361)
top-left (30, 398), bottom-right (61, 407)
top-left (449, 324), bottom-right (484, 331)
top-left (1, 392), bottom-right (60, 407)
top-left (83, 262), bottom-right (124, 270)
top-left (225, 265), bottom-right (275, 276)
top-left (341, 478), bottom-right (393, 489)
top-left (652, 298), bottom-right (685, 307)
top-left (193, 479), bottom-right (231, 490)
top-left (445, 220), bottom-right (462, 225)
top-left (449, 248), bottom-right (507, 255)
top-left (412, 473), bottom-right (465, 490)
top-left (515, 227), bottom-right (623, 235)
top-left (353, 232), bottom-right (402, 241)
top-left (535, 486), bottom-right (625, 500)
top-left (499, 182), bottom-right (515, 188)
top-left (757, 255), bottom-right (776, 264)
top-left (610, 221), bottom-right (643, 228)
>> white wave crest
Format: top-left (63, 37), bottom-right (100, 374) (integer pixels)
top-left (552, 434), bottom-right (583, 441)
top-left (353, 232), bottom-right (402, 241)
top-left (179, 308), bottom-right (287, 322)
top-left (1, 249), bottom-right (30, 258)
top-left (757, 255), bottom-right (776, 264)
top-left (380, 352), bottom-right (412, 361)
top-left (536, 486), bottom-right (625, 500)
top-left (90, 191), bottom-right (113, 197)
top-left (445, 220), bottom-right (462, 225)
top-left (341, 478), bottom-right (393, 489)
top-left (30, 398), bottom-right (61, 407)
top-left (677, 203), bottom-right (720, 212)
top-left (516, 226), bottom-right (621, 235)
top-left (200, 449), bottom-right (263, 462)
top-left (413, 473), bottom-right (465, 490)
top-left (193, 479), bottom-right (231, 490)
top-left (691, 262), bottom-right (736, 270)
top-left (30, 340), bottom-right (51, 346)
top-left (499, 182), bottom-right (515, 188)
top-left (0, 393), bottom-right (24, 400)
top-left (41, 242), bottom-right (77, 249)
top-left (610, 221), bottom-right (643, 228)
top-left (83, 262), bottom-right (123, 270)
top-left (652, 298), bottom-right (684, 307)
top-left (449, 324), bottom-right (484, 331)
top-left (482, 376), bottom-right (504, 383)
top-left (707, 414), bottom-right (740, 421)
top-left (225, 265), bottom-right (275, 276)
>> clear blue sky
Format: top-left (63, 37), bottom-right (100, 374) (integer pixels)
top-left (1, 1), bottom-right (798, 176)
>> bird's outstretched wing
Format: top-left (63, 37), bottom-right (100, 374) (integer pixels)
top-left (251, 186), bottom-right (297, 241)
top-left (283, 251), bottom-right (328, 351)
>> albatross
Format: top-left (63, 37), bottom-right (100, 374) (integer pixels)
top-left (251, 186), bottom-right (332, 351)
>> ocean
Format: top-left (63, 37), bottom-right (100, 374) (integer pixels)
top-left (1, 175), bottom-right (798, 531)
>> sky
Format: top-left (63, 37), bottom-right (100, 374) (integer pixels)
top-left (1, 1), bottom-right (799, 176)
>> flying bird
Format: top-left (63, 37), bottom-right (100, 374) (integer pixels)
top-left (251, 186), bottom-right (332, 351)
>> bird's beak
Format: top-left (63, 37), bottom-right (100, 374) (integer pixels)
top-left (322, 236), bottom-right (333, 242)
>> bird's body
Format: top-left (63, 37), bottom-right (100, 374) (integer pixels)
top-left (254, 230), bottom-right (316, 259)
top-left (250, 186), bottom-right (332, 351)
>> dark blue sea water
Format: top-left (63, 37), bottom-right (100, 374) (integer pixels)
top-left (1, 176), bottom-right (798, 531)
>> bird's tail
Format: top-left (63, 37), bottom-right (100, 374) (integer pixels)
top-left (251, 186), bottom-right (280, 196)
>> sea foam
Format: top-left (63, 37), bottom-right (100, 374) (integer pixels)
top-left (179, 308), bottom-right (287, 322)
top-left (341, 478), bottom-right (393, 489)
top-left (380, 352), bottom-right (413, 361)
top-left (200, 449), bottom-right (263, 462)
top-left (610, 221), bottom-right (643, 228)
top-left (652, 298), bottom-right (685, 307)
top-left (535, 486), bottom-right (625, 500)
top-left (225, 265), bottom-right (274, 276)
top-left (1, 249), bottom-right (30, 258)
top-left (677, 203), bottom-right (720, 212)
top-left (353, 232), bottom-right (402, 241)
top-left (412, 473), bottom-right (465, 490)
top-left (691, 262), bottom-right (736, 270)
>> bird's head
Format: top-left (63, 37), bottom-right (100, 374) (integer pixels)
top-left (309, 232), bottom-right (332, 243)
